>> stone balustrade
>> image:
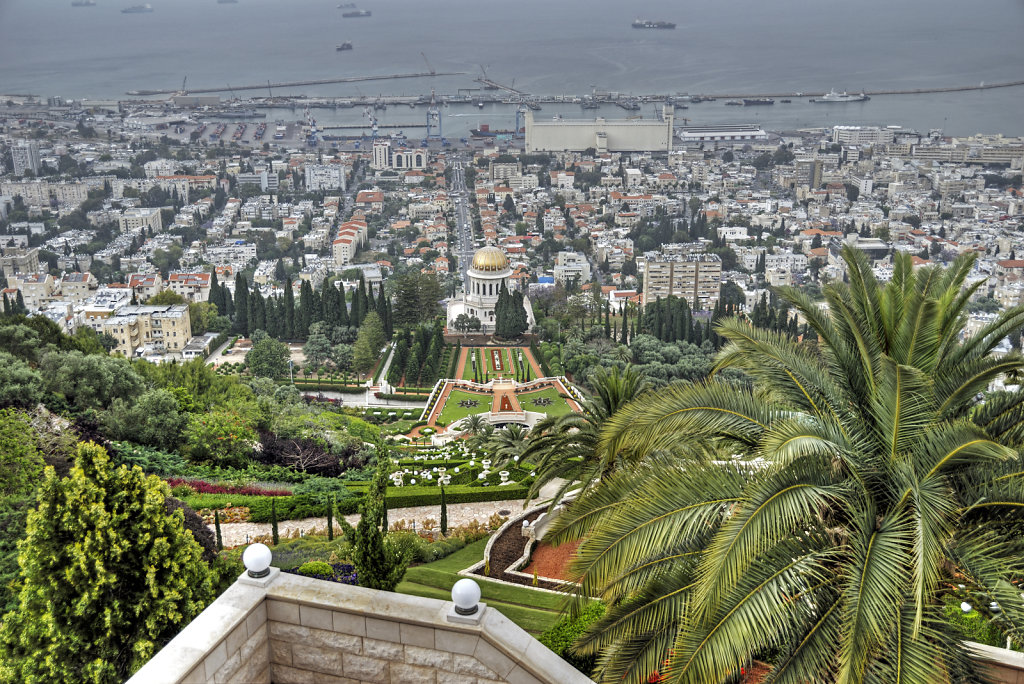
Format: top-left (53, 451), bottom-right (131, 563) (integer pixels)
top-left (127, 566), bottom-right (594, 684)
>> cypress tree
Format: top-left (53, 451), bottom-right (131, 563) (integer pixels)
top-left (298, 280), bottom-right (313, 339)
top-left (337, 286), bottom-right (350, 328)
top-left (327, 496), bottom-right (334, 541)
top-left (271, 498), bottom-right (279, 545)
top-left (214, 509), bottom-right (223, 551)
top-left (440, 487), bottom-right (448, 537)
top-left (621, 309), bottom-right (629, 344)
top-left (233, 273), bottom-right (249, 335)
top-left (283, 278), bottom-right (295, 339)
top-left (209, 271), bottom-right (222, 314)
top-left (223, 284), bottom-right (234, 319)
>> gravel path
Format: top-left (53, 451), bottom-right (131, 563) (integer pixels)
top-left (212, 498), bottom-right (529, 548)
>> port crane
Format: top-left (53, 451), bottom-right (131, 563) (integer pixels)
top-left (421, 52), bottom-right (435, 76)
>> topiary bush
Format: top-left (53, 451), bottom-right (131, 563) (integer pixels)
top-left (297, 560), bottom-right (334, 577)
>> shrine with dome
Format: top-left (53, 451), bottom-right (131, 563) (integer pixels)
top-left (447, 246), bottom-right (534, 334)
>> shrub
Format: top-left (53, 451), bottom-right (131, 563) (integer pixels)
top-left (170, 483), bottom-right (196, 498)
top-left (108, 441), bottom-right (188, 476)
top-left (943, 599), bottom-right (1011, 648)
top-left (166, 496), bottom-right (218, 563)
top-left (297, 560), bottom-right (334, 577)
top-left (292, 478), bottom-right (354, 504)
top-left (539, 602), bottom-right (606, 674)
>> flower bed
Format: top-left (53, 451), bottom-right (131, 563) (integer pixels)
top-left (165, 477), bottom-right (292, 497)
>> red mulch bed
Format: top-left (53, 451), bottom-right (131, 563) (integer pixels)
top-left (474, 511), bottom-right (566, 590)
top-left (522, 540), bottom-right (581, 581)
top-left (741, 661), bottom-right (771, 683)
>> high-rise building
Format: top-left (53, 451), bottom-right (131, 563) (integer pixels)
top-left (12, 140), bottom-right (41, 176)
top-left (642, 250), bottom-right (722, 310)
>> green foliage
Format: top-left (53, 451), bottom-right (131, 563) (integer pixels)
top-left (540, 602), bottom-right (606, 673)
top-left (181, 410), bottom-right (257, 467)
top-left (292, 478), bottom-right (353, 504)
top-left (41, 350), bottom-right (145, 413)
top-left (108, 442), bottom-right (188, 475)
top-left (246, 337), bottom-right (290, 379)
top-left (944, 600), bottom-right (1009, 649)
top-left (0, 410), bottom-right (45, 500)
top-left (100, 388), bottom-right (186, 451)
top-left (0, 352), bottom-right (44, 408)
top-left (353, 312), bottom-right (387, 376)
top-left (353, 450), bottom-right (409, 591)
top-left (271, 498), bottom-right (279, 545)
top-left (550, 248), bottom-right (1024, 683)
top-left (297, 560), bottom-right (334, 577)
top-left (0, 443), bottom-right (214, 683)
top-left (184, 493), bottom-right (363, 522)
top-left (439, 486), bottom-right (448, 537)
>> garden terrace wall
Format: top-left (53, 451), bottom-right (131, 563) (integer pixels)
top-left (127, 569), bottom-right (596, 684)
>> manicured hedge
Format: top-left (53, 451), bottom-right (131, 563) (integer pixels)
top-left (184, 493), bottom-right (363, 522)
top-left (384, 483), bottom-right (532, 508)
top-left (289, 380), bottom-right (365, 393)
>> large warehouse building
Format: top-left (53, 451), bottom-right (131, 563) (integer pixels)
top-left (525, 107), bottom-right (674, 154)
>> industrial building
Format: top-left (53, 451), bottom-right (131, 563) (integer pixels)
top-left (675, 124), bottom-right (768, 146)
top-left (524, 108), bottom-right (674, 154)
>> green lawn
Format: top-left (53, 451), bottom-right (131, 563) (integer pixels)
top-left (437, 388), bottom-right (492, 425)
top-left (397, 539), bottom-right (566, 635)
top-left (517, 387), bottom-right (574, 417)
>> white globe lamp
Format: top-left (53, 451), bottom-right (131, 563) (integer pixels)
top-left (243, 543), bottom-right (273, 578)
top-left (451, 578), bottom-right (481, 616)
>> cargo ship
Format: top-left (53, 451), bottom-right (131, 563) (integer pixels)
top-left (71, 0), bottom-right (97, 6)
top-left (341, 9), bottom-right (371, 17)
top-left (121, 3), bottom-right (153, 11)
top-left (810, 90), bottom-right (870, 103)
top-left (469, 124), bottom-right (516, 138)
top-left (336, 41), bottom-right (353, 51)
top-left (743, 98), bottom-right (774, 106)
top-left (632, 19), bottom-right (676, 29)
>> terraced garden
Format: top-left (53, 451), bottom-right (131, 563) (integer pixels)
top-left (397, 539), bottom-right (564, 636)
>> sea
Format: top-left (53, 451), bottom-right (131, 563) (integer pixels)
top-left (1, 0), bottom-right (1023, 138)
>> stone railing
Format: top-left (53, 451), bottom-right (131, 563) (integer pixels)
top-left (127, 566), bottom-right (594, 684)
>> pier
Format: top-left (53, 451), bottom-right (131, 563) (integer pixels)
top-left (125, 71), bottom-right (466, 96)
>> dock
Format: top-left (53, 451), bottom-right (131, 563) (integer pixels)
top-left (126, 71), bottom-right (465, 96)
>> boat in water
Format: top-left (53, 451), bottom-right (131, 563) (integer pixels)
top-left (743, 98), bottom-right (774, 106)
top-left (470, 124), bottom-right (516, 138)
top-left (71, 0), bottom-right (97, 6)
top-left (121, 3), bottom-right (152, 12)
top-left (725, 100), bottom-right (743, 106)
top-left (810, 90), bottom-right (870, 103)
top-left (632, 19), bottom-right (676, 29)
top-left (341, 9), bottom-right (371, 17)
top-left (336, 41), bottom-right (353, 51)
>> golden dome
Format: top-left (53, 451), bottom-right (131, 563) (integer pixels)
top-left (471, 246), bottom-right (510, 272)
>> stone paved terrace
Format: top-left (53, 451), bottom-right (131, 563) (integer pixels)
top-left (127, 567), bottom-right (595, 684)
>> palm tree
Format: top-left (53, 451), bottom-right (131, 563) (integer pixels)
top-left (511, 365), bottom-right (650, 506)
top-left (548, 248), bottom-right (1024, 684)
top-left (459, 413), bottom-right (487, 439)
top-left (485, 423), bottom-right (530, 463)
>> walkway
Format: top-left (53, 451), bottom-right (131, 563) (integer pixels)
top-left (213, 498), bottom-right (529, 548)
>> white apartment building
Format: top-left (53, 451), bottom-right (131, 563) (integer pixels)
top-left (305, 163), bottom-right (347, 192)
top-left (120, 207), bottom-right (163, 234)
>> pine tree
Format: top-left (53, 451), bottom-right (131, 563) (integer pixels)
top-left (0, 443), bottom-right (213, 683)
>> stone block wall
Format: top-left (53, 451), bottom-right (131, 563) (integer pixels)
top-left (128, 569), bottom-right (593, 684)
top-left (128, 575), bottom-right (272, 684)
